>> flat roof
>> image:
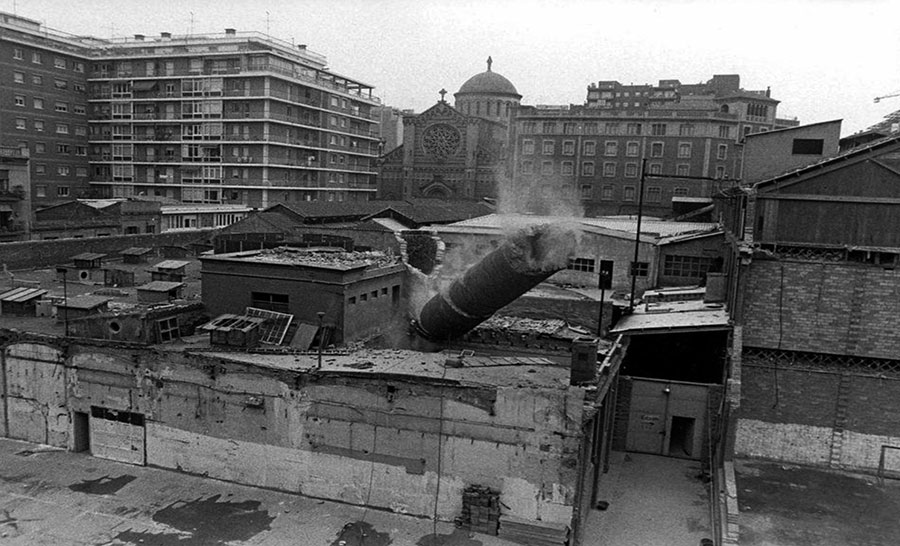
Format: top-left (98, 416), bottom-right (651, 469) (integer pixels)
top-left (137, 281), bottom-right (184, 292)
top-left (437, 214), bottom-right (718, 240)
top-left (121, 247), bottom-right (153, 256)
top-left (60, 295), bottom-right (111, 310)
top-left (71, 252), bottom-right (106, 261)
top-left (611, 300), bottom-right (731, 334)
top-left (154, 260), bottom-right (190, 270)
top-left (205, 247), bottom-right (401, 271)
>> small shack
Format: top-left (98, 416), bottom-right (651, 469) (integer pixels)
top-left (199, 313), bottom-right (266, 348)
top-left (103, 266), bottom-right (136, 288)
top-left (57, 295), bottom-right (111, 321)
top-left (121, 247), bottom-right (153, 264)
top-left (137, 281), bottom-right (184, 304)
top-left (0, 287), bottom-right (49, 316)
top-left (71, 252), bottom-right (106, 269)
top-left (151, 260), bottom-right (189, 282)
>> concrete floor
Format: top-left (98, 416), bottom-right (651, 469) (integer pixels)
top-left (582, 451), bottom-right (713, 546)
top-left (736, 459), bottom-right (900, 546)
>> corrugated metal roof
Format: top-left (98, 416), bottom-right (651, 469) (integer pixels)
top-left (0, 287), bottom-right (48, 303)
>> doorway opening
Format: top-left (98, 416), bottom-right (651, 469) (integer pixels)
top-left (668, 416), bottom-right (695, 458)
top-left (72, 411), bottom-right (90, 453)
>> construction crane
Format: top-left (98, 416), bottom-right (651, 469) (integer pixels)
top-left (874, 91), bottom-right (900, 103)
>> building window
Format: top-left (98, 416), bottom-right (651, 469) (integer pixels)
top-left (623, 185), bottom-right (635, 202)
top-left (583, 140), bottom-right (596, 156)
top-left (33, 120), bottom-right (44, 132)
top-left (13, 71), bottom-right (24, 84)
top-left (562, 140), bottom-right (575, 155)
top-left (561, 161), bottom-right (574, 175)
top-left (563, 122), bottom-right (576, 135)
top-left (567, 258), bottom-right (596, 272)
top-left (74, 62), bottom-right (84, 73)
top-left (57, 185), bottom-right (70, 196)
top-left (651, 123), bottom-right (666, 136)
top-left (542, 140), bottom-right (554, 155)
top-left (743, 126), bottom-right (752, 137)
top-left (604, 141), bottom-right (618, 156)
top-left (56, 123), bottom-right (69, 134)
top-left (679, 124), bottom-right (694, 136)
top-left (522, 139), bottom-right (534, 154)
top-left (719, 125), bottom-right (730, 138)
top-left (54, 57), bottom-right (66, 69)
top-left (625, 162), bottom-right (638, 178)
top-left (542, 122), bottom-right (556, 134)
top-left (15, 118), bottom-right (25, 130)
top-left (250, 292), bottom-right (289, 313)
top-left (35, 142), bottom-right (45, 153)
top-left (649, 163), bottom-right (662, 175)
top-left (626, 123), bottom-right (642, 135)
top-left (33, 98), bottom-right (43, 109)
top-left (604, 123), bottom-right (619, 135)
top-left (717, 144), bottom-right (728, 160)
top-left (646, 186), bottom-right (661, 203)
top-left (676, 164), bottom-right (690, 177)
top-left (650, 142), bottom-right (664, 158)
top-left (630, 261), bottom-right (649, 277)
top-left (580, 184), bottom-right (592, 200)
top-left (55, 102), bottom-right (68, 112)
top-left (56, 144), bottom-right (70, 154)
top-left (75, 126), bottom-right (87, 136)
top-left (76, 167), bottom-right (88, 177)
top-left (13, 48), bottom-right (23, 60)
top-left (35, 166), bottom-right (46, 176)
top-left (582, 161), bottom-right (595, 176)
top-left (601, 185), bottom-right (614, 200)
top-left (54, 79), bottom-right (67, 89)
top-left (625, 141), bottom-right (639, 157)
top-left (584, 123), bottom-right (598, 135)
top-left (32, 52), bottom-right (42, 64)
top-left (157, 317), bottom-right (180, 342)
top-left (715, 165), bottom-right (726, 179)
top-left (32, 74), bottom-right (42, 85)
top-left (73, 104), bottom-right (86, 115)
top-left (603, 162), bottom-right (616, 177)
top-left (677, 142), bottom-right (691, 158)
top-left (57, 166), bottom-right (70, 176)
top-left (14, 95), bottom-right (25, 107)
top-left (674, 187), bottom-right (689, 197)
top-left (522, 121), bottom-right (536, 133)
top-left (792, 138), bottom-right (824, 155)
top-left (663, 255), bottom-right (713, 278)
top-left (541, 160), bottom-right (554, 175)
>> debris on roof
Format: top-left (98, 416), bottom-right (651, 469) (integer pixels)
top-left (250, 247), bottom-right (400, 269)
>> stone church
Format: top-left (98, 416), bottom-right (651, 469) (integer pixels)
top-left (377, 58), bottom-right (521, 201)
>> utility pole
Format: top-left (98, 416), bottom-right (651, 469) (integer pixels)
top-left (56, 267), bottom-right (69, 336)
top-left (629, 159), bottom-right (647, 311)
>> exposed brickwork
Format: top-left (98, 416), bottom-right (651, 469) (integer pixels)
top-left (459, 485), bottom-right (500, 535)
top-left (740, 360), bottom-right (838, 428)
top-left (742, 259), bottom-right (900, 360)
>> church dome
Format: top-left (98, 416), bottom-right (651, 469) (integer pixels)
top-left (456, 57), bottom-right (521, 98)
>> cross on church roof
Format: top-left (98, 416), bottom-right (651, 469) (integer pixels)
top-left (439, 88), bottom-right (447, 102)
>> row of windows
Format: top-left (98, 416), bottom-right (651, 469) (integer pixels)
top-left (662, 255), bottom-right (714, 278)
top-left (31, 164), bottom-right (88, 177)
top-left (522, 139), bottom-right (714, 159)
top-left (11, 70), bottom-right (84, 92)
top-left (348, 285), bottom-right (401, 305)
top-left (531, 182), bottom-right (692, 203)
top-left (13, 118), bottom-right (87, 135)
top-left (19, 141), bottom-right (87, 156)
top-left (520, 159), bottom-right (728, 178)
top-left (520, 121), bottom-right (734, 138)
top-left (34, 185), bottom-right (71, 198)
top-left (12, 94), bottom-right (86, 114)
top-left (12, 48), bottom-right (85, 72)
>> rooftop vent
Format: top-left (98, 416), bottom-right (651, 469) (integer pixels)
top-left (225, 28), bottom-right (236, 35)
top-left (134, 34), bottom-right (145, 41)
top-left (160, 31), bottom-right (171, 40)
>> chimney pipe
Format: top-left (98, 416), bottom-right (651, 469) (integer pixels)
top-left (134, 34), bottom-right (145, 41)
top-left (225, 28), bottom-right (236, 36)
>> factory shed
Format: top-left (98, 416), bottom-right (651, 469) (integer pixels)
top-left (0, 287), bottom-right (49, 316)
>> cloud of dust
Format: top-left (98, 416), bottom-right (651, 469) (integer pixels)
top-left (495, 171), bottom-right (585, 217)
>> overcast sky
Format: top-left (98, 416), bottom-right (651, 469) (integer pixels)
top-left (10, 0), bottom-right (900, 135)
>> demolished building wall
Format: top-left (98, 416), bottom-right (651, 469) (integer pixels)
top-left (0, 339), bottom-right (589, 527)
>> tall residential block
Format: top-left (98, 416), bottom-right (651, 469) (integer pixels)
top-left (0, 12), bottom-right (381, 211)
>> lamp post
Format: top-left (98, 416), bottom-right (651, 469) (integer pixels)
top-left (56, 267), bottom-right (68, 337)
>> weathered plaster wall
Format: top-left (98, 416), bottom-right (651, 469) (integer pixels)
top-left (0, 341), bottom-right (585, 525)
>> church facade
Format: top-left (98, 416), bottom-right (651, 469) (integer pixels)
top-left (377, 59), bottom-right (520, 201)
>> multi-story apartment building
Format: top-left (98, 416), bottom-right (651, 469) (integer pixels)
top-left (0, 13), bottom-right (97, 209)
top-left (0, 12), bottom-right (381, 212)
top-left (511, 75), bottom-right (801, 216)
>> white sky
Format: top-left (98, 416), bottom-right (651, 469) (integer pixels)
top-left (10, 0), bottom-right (900, 135)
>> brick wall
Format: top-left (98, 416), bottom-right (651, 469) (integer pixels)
top-left (742, 258), bottom-right (900, 360)
top-left (0, 230), bottom-right (216, 270)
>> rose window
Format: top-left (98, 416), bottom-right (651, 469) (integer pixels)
top-left (422, 124), bottom-right (461, 159)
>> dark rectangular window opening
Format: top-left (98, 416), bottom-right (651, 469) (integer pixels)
top-left (792, 138), bottom-right (824, 155)
top-left (250, 292), bottom-right (289, 313)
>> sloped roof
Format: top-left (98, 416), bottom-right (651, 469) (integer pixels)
top-left (756, 132), bottom-right (900, 190)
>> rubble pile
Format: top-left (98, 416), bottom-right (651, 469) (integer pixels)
top-left (253, 247), bottom-right (399, 269)
top-left (477, 315), bottom-right (568, 336)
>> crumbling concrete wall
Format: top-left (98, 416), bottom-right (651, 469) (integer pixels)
top-left (0, 341), bottom-right (586, 526)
